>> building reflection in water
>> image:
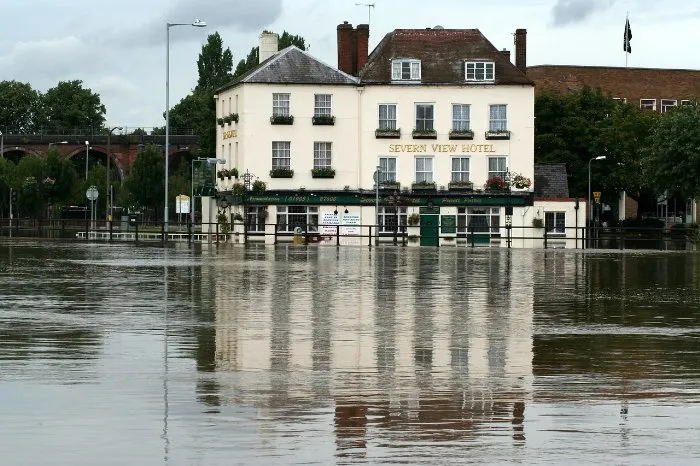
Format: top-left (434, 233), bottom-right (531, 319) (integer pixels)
top-left (206, 246), bottom-right (535, 455)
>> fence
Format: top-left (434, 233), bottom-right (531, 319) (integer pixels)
top-left (0, 218), bottom-right (696, 251)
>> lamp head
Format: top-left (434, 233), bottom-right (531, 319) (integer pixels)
top-left (192, 19), bottom-right (206, 27)
top-left (596, 156), bottom-right (606, 160)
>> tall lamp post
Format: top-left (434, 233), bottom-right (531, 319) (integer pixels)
top-left (106, 126), bottom-right (123, 224)
top-left (191, 157), bottom-right (224, 226)
top-left (165, 19), bottom-right (206, 238)
top-left (374, 165), bottom-right (382, 246)
top-left (84, 141), bottom-right (90, 180)
top-left (588, 155), bottom-right (606, 224)
top-left (1, 131), bottom-right (4, 159)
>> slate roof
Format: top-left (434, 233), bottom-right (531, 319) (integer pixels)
top-left (360, 29), bottom-right (533, 85)
top-left (534, 164), bottom-right (570, 198)
top-left (217, 46), bottom-right (358, 92)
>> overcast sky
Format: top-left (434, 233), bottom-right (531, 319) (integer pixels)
top-left (1, 0), bottom-right (698, 130)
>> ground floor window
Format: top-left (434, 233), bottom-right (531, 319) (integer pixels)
top-left (378, 206), bottom-right (407, 233)
top-left (245, 206), bottom-right (266, 232)
top-left (456, 207), bottom-right (501, 236)
top-left (276, 206), bottom-right (318, 233)
top-left (545, 211), bottom-right (566, 235)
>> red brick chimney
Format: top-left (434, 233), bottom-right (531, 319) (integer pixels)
top-left (337, 21), bottom-right (355, 75)
top-left (356, 24), bottom-right (369, 73)
top-left (514, 29), bottom-right (527, 72)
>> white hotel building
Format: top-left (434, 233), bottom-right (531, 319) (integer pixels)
top-left (210, 23), bottom-right (584, 247)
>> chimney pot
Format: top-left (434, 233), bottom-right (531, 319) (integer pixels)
top-left (259, 31), bottom-right (279, 63)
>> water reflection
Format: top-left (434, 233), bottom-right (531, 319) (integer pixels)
top-left (1, 241), bottom-right (699, 464)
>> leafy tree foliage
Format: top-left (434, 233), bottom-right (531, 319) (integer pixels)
top-left (42, 80), bottom-right (106, 131)
top-left (124, 144), bottom-right (164, 216)
top-left (196, 32), bottom-right (233, 91)
top-left (0, 80), bottom-right (42, 132)
top-left (644, 103), bottom-right (700, 199)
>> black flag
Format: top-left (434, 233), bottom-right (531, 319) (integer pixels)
top-left (623, 18), bottom-right (632, 53)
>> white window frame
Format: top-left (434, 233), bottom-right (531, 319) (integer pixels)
top-left (276, 206), bottom-right (319, 233)
top-left (613, 97), bottom-right (627, 104)
top-left (452, 104), bottom-right (471, 131)
top-left (314, 94), bottom-right (332, 117)
top-left (378, 206), bottom-right (407, 234)
top-left (415, 157), bottom-right (434, 183)
top-left (640, 99), bottom-right (656, 111)
top-left (465, 61), bottom-right (495, 82)
top-left (415, 103), bottom-right (435, 131)
top-left (378, 104), bottom-right (397, 130)
top-left (489, 104), bottom-right (508, 131)
top-left (451, 157), bottom-right (470, 182)
top-left (313, 142), bottom-right (332, 169)
top-left (488, 156), bottom-right (508, 180)
top-left (271, 141), bottom-right (291, 169)
top-left (680, 99), bottom-right (692, 106)
top-left (545, 211), bottom-right (566, 236)
top-left (660, 99), bottom-right (677, 113)
top-left (272, 93), bottom-right (290, 117)
top-left (378, 157), bottom-right (397, 182)
top-left (391, 59), bottom-right (421, 81)
top-left (457, 207), bottom-right (501, 237)
top-left (245, 206), bottom-right (266, 233)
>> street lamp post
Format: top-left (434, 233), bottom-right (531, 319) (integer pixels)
top-left (165, 19), bottom-right (206, 239)
top-left (190, 157), bottom-right (224, 227)
top-left (375, 165), bottom-right (382, 246)
top-left (106, 126), bottom-right (123, 224)
top-left (1, 131), bottom-right (4, 159)
top-left (84, 141), bottom-right (90, 181)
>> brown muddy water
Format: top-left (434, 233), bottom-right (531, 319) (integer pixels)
top-left (0, 240), bottom-right (699, 465)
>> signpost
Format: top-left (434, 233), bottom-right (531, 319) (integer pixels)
top-left (86, 186), bottom-right (99, 233)
top-left (176, 195), bottom-right (190, 228)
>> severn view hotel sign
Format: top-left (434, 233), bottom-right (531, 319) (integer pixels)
top-left (388, 143), bottom-right (498, 153)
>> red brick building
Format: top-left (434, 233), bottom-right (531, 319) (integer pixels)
top-left (527, 65), bottom-right (700, 111)
top-left (526, 65), bottom-right (699, 223)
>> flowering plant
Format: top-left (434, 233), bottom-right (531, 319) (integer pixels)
top-left (484, 176), bottom-right (507, 190)
top-left (511, 173), bottom-right (532, 189)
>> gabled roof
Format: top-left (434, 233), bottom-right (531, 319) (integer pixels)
top-left (217, 46), bottom-right (358, 93)
top-left (534, 164), bottom-right (570, 198)
top-left (359, 29), bottom-right (533, 85)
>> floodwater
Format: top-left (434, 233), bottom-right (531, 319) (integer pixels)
top-left (0, 241), bottom-right (699, 465)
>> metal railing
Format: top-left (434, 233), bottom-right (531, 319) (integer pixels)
top-left (0, 219), bottom-right (695, 251)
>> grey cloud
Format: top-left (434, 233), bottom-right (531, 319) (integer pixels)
top-left (551, 0), bottom-right (615, 27)
top-left (111, 0), bottom-right (283, 47)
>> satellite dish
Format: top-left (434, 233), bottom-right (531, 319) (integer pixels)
top-left (434, 25), bottom-right (444, 30)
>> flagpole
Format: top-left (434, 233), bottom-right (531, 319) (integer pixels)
top-left (625, 12), bottom-right (629, 68)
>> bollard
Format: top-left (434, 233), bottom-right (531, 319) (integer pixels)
top-left (368, 226), bottom-right (372, 247)
top-left (544, 230), bottom-right (548, 249)
top-left (135, 223), bottom-right (139, 242)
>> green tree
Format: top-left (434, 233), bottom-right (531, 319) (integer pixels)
top-left (644, 103), bottom-right (700, 199)
top-left (14, 155), bottom-right (48, 217)
top-left (196, 32), bottom-right (233, 91)
top-left (124, 144), bottom-right (164, 218)
top-left (42, 80), bottom-right (106, 131)
top-left (0, 80), bottom-right (42, 132)
top-left (44, 148), bottom-right (80, 207)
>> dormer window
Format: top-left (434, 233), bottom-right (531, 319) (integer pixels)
top-left (392, 59), bottom-right (421, 81)
top-left (465, 61), bottom-right (495, 82)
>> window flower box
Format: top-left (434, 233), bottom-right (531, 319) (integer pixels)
top-left (412, 129), bottom-right (437, 139)
top-left (269, 167), bottom-right (294, 178)
top-left (311, 167), bottom-right (335, 178)
top-left (312, 115), bottom-right (335, 125)
top-left (411, 181), bottom-right (437, 191)
top-left (223, 113), bottom-right (239, 125)
top-left (270, 115), bottom-right (294, 125)
top-left (484, 176), bottom-right (509, 191)
top-left (485, 130), bottom-right (511, 140)
top-left (449, 129), bottom-right (474, 140)
top-left (448, 180), bottom-right (473, 191)
top-left (218, 168), bottom-right (239, 180)
top-left (217, 118), bottom-right (225, 127)
top-left (375, 128), bottom-right (401, 139)
top-left (379, 181), bottom-right (400, 190)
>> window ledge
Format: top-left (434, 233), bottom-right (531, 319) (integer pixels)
top-left (448, 130), bottom-right (474, 140)
top-left (270, 115), bottom-right (294, 125)
top-left (412, 129), bottom-right (437, 139)
top-left (269, 169), bottom-right (294, 178)
top-left (312, 116), bottom-right (335, 126)
top-left (375, 128), bottom-right (401, 139)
